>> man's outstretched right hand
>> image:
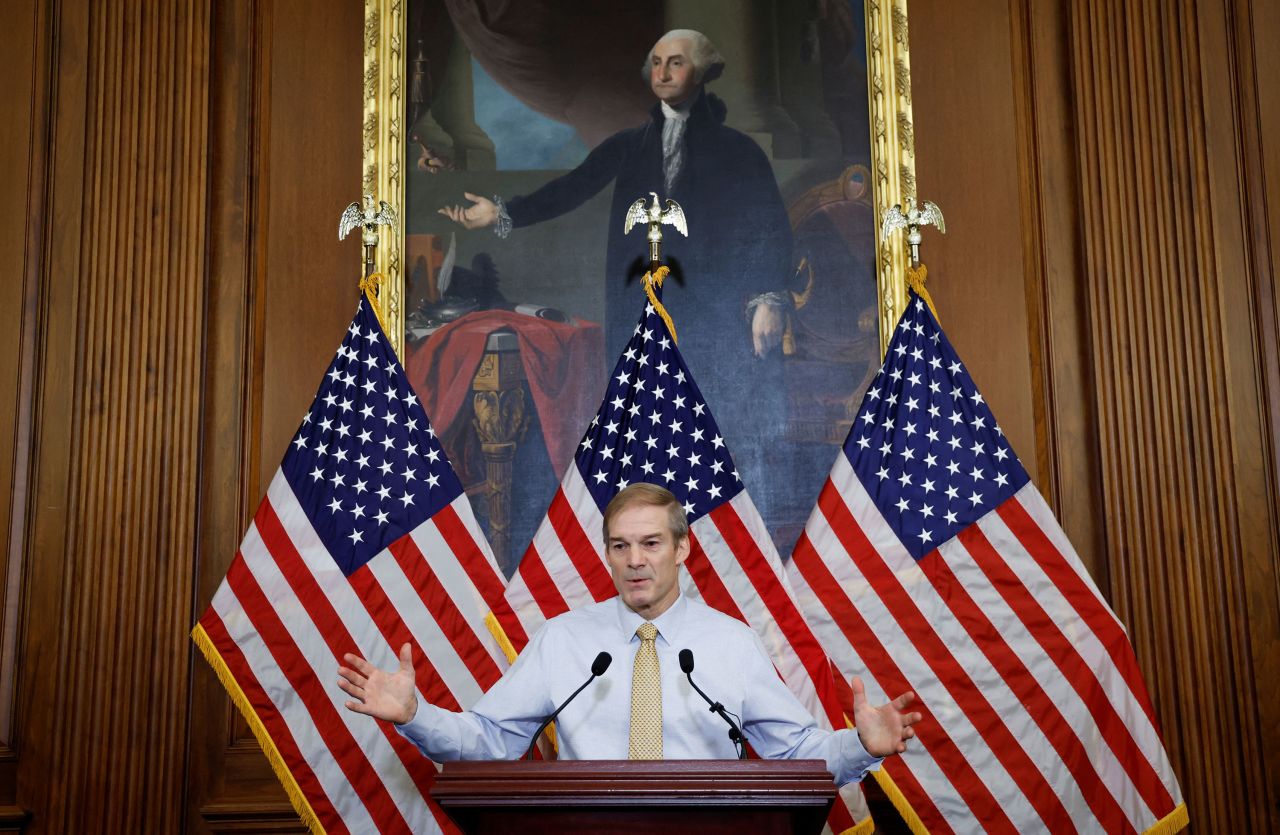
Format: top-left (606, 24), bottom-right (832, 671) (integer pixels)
top-left (438, 192), bottom-right (499, 230)
top-left (339, 642), bottom-right (419, 725)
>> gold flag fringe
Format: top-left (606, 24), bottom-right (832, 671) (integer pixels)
top-left (191, 623), bottom-right (327, 835)
top-left (484, 611), bottom-right (519, 665)
top-left (643, 266), bottom-right (678, 344)
top-left (838, 812), bottom-right (877, 835)
top-left (842, 712), bottom-right (928, 835)
top-left (359, 272), bottom-right (390, 335)
top-left (871, 767), bottom-right (930, 835)
top-left (1144, 803), bottom-right (1190, 834)
top-left (906, 264), bottom-right (940, 324)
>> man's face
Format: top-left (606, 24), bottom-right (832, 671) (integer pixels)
top-left (606, 502), bottom-right (690, 618)
top-left (649, 38), bottom-right (698, 106)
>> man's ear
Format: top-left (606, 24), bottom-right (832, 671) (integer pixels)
top-left (675, 534), bottom-right (691, 566)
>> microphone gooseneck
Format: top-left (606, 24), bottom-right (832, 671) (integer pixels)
top-left (679, 648), bottom-right (746, 759)
top-left (524, 651), bottom-right (612, 759)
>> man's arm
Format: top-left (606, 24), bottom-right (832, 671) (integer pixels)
top-left (736, 632), bottom-right (919, 785)
top-left (503, 130), bottom-right (630, 229)
top-left (437, 130), bottom-right (631, 234)
top-left (734, 640), bottom-right (880, 785)
top-left (340, 632), bottom-right (556, 762)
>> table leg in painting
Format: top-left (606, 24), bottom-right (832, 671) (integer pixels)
top-left (471, 332), bottom-right (527, 571)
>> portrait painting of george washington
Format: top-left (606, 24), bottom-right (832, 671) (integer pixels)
top-left (392, 1), bottom-right (886, 570)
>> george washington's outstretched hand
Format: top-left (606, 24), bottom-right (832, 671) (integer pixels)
top-left (438, 192), bottom-right (499, 230)
top-left (852, 676), bottom-right (923, 757)
top-left (338, 642), bottom-right (419, 725)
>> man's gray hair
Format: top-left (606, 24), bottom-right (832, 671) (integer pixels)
top-left (602, 483), bottom-right (689, 544)
top-left (641, 29), bottom-right (725, 85)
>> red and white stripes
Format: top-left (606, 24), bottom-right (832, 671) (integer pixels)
top-left (200, 470), bottom-right (510, 834)
top-left (500, 467), bottom-right (608, 646)
top-left (787, 452), bottom-right (1183, 833)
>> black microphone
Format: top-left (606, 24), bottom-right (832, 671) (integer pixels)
top-left (524, 651), bottom-right (612, 759)
top-left (679, 649), bottom-right (746, 759)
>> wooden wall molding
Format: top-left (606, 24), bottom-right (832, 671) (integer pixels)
top-left (0, 0), bottom-right (50, 793)
top-left (1068, 1), bottom-right (1280, 830)
top-left (186, 0), bottom-right (293, 824)
top-left (1007, 0), bottom-right (1109, 588)
top-left (12, 0), bottom-right (212, 829)
top-left (186, 0), bottom-right (364, 828)
top-left (1245, 0), bottom-right (1280, 515)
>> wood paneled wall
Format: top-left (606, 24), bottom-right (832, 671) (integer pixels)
top-left (1068, 2), bottom-right (1279, 829)
top-left (189, 0), bottom-right (364, 830)
top-left (912, 0), bottom-right (1280, 830)
top-left (3, 0), bottom-right (213, 830)
top-left (0, 0), bottom-right (1276, 831)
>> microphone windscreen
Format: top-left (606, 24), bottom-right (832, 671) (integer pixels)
top-left (591, 651), bottom-right (612, 676)
top-left (679, 649), bottom-right (694, 674)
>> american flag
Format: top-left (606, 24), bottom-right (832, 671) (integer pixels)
top-left (495, 282), bottom-right (870, 833)
top-left (787, 292), bottom-right (1188, 834)
top-left (193, 296), bottom-right (512, 834)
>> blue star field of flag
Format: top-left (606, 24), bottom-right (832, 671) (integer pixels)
top-left (846, 292), bottom-right (1030, 560)
top-left (574, 291), bottom-right (743, 522)
top-left (279, 298), bottom-right (464, 575)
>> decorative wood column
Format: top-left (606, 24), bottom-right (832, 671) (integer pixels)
top-left (13, 0), bottom-right (212, 830)
top-left (1068, 1), bottom-right (1280, 830)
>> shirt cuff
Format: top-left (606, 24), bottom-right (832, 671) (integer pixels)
top-left (394, 702), bottom-right (452, 761)
top-left (493, 195), bottom-right (512, 239)
top-left (745, 291), bottom-right (793, 315)
top-left (827, 728), bottom-right (885, 785)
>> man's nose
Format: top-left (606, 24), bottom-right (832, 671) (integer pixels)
top-left (658, 63), bottom-right (671, 81)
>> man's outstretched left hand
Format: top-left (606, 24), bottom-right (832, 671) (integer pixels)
top-left (852, 676), bottom-right (923, 757)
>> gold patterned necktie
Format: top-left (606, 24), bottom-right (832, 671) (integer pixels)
top-left (629, 622), bottom-right (662, 759)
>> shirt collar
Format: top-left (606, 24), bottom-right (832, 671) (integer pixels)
top-left (660, 99), bottom-right (692, 123)
top-left (615, 592), bottom-right (688, 648)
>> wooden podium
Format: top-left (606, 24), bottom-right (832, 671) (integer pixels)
top-left (430, 759), bottom-right (837, 835)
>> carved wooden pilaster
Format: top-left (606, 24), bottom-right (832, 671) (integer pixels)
top-left (1068, 1), bottom-right (1280, 829)
top-left (16, 0), bottom-right (213, 830)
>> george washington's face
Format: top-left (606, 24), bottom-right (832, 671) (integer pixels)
top-left (649, 38), bottom-right (698, 106)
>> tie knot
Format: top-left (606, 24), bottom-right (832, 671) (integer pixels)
top-left (636, 622), bottom-right (658, 642)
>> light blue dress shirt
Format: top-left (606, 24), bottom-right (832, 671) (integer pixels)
top-left (397, 594), bottom-right (882, 785)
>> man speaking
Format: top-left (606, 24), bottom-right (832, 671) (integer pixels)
top-left (339, 483), bottom-right (920, 783)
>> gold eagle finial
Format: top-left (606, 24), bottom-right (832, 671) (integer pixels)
top-left (880, 199), bottom-right (945, 266)
top-left (624, 192), bottom-right (687, 265)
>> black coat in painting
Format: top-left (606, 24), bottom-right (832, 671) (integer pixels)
top-left (505, 90), bottom-right (793, 462)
